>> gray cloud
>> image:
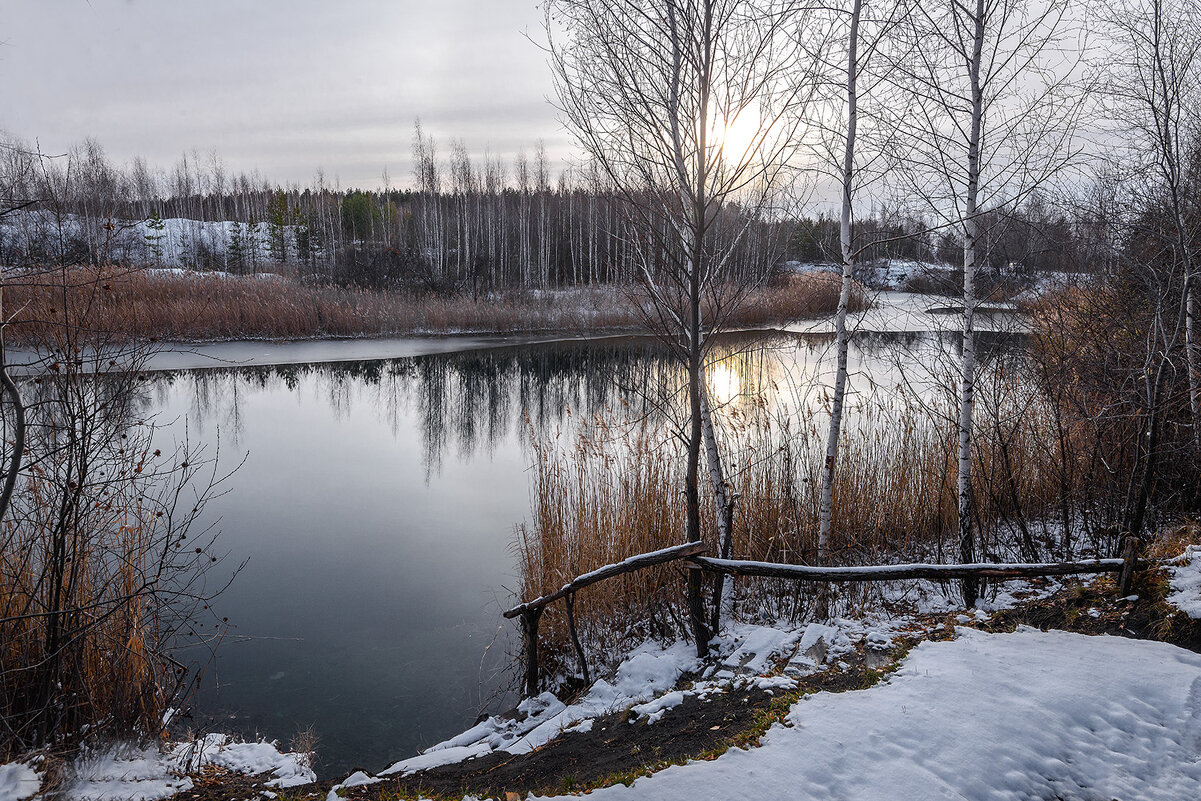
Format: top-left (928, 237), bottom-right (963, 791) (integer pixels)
top-left (0, 0), bottom-right (571, 188)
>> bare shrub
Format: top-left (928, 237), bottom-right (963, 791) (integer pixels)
top-left (1, 264), bottom-right (229, 759)
top-left (515, 341), bottom-right (1086, 679)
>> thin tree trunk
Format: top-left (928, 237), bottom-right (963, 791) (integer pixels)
top-left (685, 261), bottom-right (709, 656)
top-left (958, 0), bottom-right (987, 608)
top-left (0, 288), bottom-right (25, 525)
top-left (817, 0), bottom-right (862, 614)
top-left (701, 383), bottom-right (735, 629)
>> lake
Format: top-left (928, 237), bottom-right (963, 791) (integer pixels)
top-left (139, 298), bottom-right (1020, 777)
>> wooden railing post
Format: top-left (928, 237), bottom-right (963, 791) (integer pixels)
top-left (521, 607), bottom-right (543, 696)
top-left (1118, 534), bottom-right (1140, 597)
top-left (504, 542), bottom-right (706, 697)
top-left (564, 592), bottom-right (589, 686)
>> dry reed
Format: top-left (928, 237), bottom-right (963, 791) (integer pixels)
top-left (3, 267), bottom-right (851, 346)
top-left (1, 339), bottom-right (221, 759)
top-left (516, 350), bottom-right (1116, 679)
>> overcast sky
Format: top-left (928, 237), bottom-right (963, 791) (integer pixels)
top-left (0, 0), bottom-right (571, 189)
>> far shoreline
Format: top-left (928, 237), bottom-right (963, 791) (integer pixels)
top-left (6, 289), bottom-right (1035, 376)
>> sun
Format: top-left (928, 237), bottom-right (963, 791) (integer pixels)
top-left (716, 111), bottom-right (763, 164)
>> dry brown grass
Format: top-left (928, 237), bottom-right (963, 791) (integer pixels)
top-left (1, 326), bottom-right (220, 759)
top-left (1146, 521), bottom-right (1201, 561)
top-left (516, 359), bottom-right (1110, 676)
top-left (3, 266), bottom-right (851, 346)
top-left (1, 460), bottom-right (176, 759)
top-left (728, 272), bottom-right (868, 328)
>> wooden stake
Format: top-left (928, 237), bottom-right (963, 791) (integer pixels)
top-left (1118, 535), bottom-right (1140, 597)
top-left (564, 592), bottom-right (589, 686)
top-left (521, 607), bottom-right (543, 697)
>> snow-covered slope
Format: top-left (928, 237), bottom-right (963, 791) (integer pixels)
top-left (0, 210), bottom-right (294, 268)
top-left (543, 628), bottom-right (1201, 800)
top-left (62, 733), bottom-right (314, 801)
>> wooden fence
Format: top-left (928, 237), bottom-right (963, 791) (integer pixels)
top-left (505, 537), bottom-right (1139, 696)
top-left (503, 542), bottom-right (705, 695)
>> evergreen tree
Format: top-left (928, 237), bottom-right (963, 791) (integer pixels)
top-left (144, 210), bottom-right (167, 263)
top-left (227, 221), bottom-right (246, 273)
top-left (266, 190), bottom-right (289, 262)
top-left (246, 213), bottom-right (262, 273)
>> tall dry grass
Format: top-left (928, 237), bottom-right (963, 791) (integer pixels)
top-left (3, 267), bottom-right (852, 345)
top-left (1, 335), bottom-right (223, 759)
top-left (516, 353), bottom-right (1111, 678)
top-left (1, 495), bottom-right (170, 757)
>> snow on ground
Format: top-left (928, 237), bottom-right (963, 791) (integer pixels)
top-left (1167, 545), bottom-right (1201, 618)
top-left (379, 618), bottom-right (888, 777)
top-left (62, 733), bottom-right (314, 801)
top-left (780, 258), bottom-right (932, 289)
top-left (374, 576), bottom-right (1068, 784)
top-left (539, 628), bottom-right (1201, 801)
top-left (879, 573), bottom-right (1065, 617)
top-left (380, 619), bottom-right (864, 776)
top-left (786, 290), bottom-right (1028, 335)
top-left (382, 638), bottom-right (702, 775)
top-left (143, 267), bottom-right (282, 280)
top-left (865, 258), bottom-right (928, 289)
top-left (0, 761), bottom-right (41, 801)
top-left (325, 770), bottom-right (384, 801)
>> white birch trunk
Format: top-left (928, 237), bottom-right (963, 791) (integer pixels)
top-left (958, 0), bottom-right (987, 607)
top-left (817, 0), bottom-right (862, 574)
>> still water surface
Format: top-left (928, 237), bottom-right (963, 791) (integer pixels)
top-left (143, 324), bottom-right (1010, 777)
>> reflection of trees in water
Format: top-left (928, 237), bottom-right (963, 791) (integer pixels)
top-left (140, 331), bottom-right (1019, 478)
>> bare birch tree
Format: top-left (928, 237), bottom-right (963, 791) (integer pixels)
top-left (810, 0), bottom-right (909, 597)
top-left (887, 0), bottom-right (1084, 604)
top-left (546, 0), bottom-right (820, 649)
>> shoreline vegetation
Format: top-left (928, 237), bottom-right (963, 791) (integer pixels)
top-left (4, 265), bottom-right (863, 347)
top-left (1, 0), bottom-right (1199, 789)
top-left (512, 279), bottom-right (1201, 685)
top-left (52, 552), bottom-right (1201, 801)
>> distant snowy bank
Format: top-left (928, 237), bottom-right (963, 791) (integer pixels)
top-left (779, 257), bottom-right (1095, 295)
top-left (0, 210), bottom-right (292, 270)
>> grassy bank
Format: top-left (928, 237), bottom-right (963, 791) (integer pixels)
top-left (515, 332), bottom-right (1153, 678)
top-left (3, 266), bottom-right (859, 345)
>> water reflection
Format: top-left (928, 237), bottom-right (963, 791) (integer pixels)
top-left (137, 328), bottom-right (1016, 778)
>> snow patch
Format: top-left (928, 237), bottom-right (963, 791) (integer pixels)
top-left (1168, 546), bottom-right (1201, 618)
top-left (325, 769), bottom-right (384, 800)
top-left (381, 639), bottom-right (700, 776)
top-left (718, 623), bottom-right (805, 675)
top-left (0, 762), bottom-right (41, 801)
top-left (64, 734), bottom-right (315, 800)
top-left (630, 691), bottom-right (687, 724)
top-left (539, 629), bottom-right (1201, 800)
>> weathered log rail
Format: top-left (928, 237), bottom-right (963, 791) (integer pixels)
top-left (506, 537), bottom-right (1141, 697)
top-left (504, 542), bottom-right (705, 695)
top-left (686, 556), bottom-right (1128, 582)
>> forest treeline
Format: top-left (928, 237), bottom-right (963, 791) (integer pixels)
top-left (0, 129), bottom-right (1094, 292)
